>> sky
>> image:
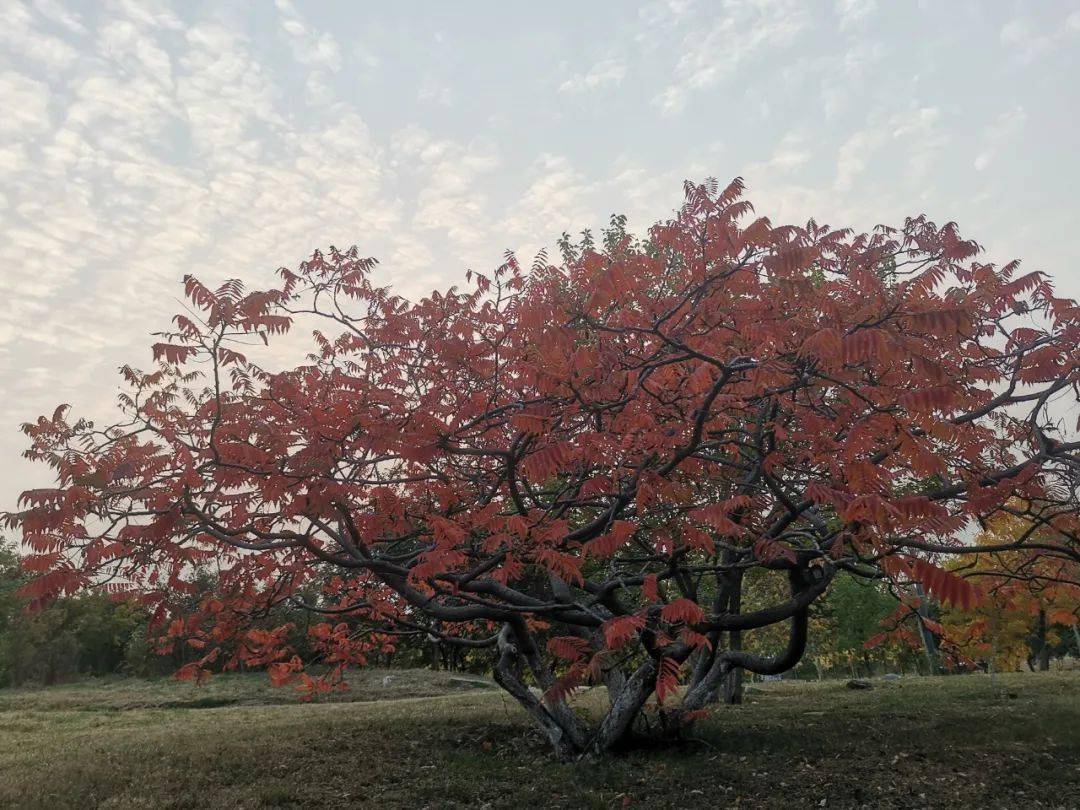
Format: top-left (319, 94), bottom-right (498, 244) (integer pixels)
top-left (1, 0), bottom-right (1079, 512)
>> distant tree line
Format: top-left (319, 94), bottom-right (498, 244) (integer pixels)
top-left (0, 540), bottom-right (489, 687)
top-left (3, 540), bottom-right (1074, 689)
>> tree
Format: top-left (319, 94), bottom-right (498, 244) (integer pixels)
top-left (940, 512), bottom-right (1080, 672)
top-left (5, 178), bottom-right (1080, 757)
top-left (819, 574), bottom-right (898, 677)
top-left (0, 540), bottom-right (150, 686)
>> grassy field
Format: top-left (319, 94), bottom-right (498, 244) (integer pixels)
top-left (0, 669), bottom-right (1077, 809)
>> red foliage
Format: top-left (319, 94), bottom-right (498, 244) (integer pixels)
top-left (5, 178), bottom-right (1079, 753)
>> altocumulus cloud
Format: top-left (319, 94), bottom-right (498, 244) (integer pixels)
top-left (1, 0), bottom-right (1079, 510)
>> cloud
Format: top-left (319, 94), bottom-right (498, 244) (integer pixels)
top-left (499, 154), bottom-right (598, 255)
top-left (391, 126), bottom-right (500, 255)
top-left (836, 106), bottom-right (945, 191)
top-left (0, 71), bottom-right (51, 137)
top-left (353, 43), bottom-right (381, 70)
top-left (973, 106), bottom-right (1027, 172)
top-left (1, 0), bottom-right (1079, 518)
top-left (99, 18), bottom-right (174, 82)
top-left (559, 60), bottom-right (627, 94)
top-left (0, 0), bottom-right (78, 69)
top-left (1000, 10), bottom-right (1080, 62)
top-left (177, 23), bottom-right (284, 155)
top-left (418, 76), bottom-right (453, 106)
top-left (274, 0), bottom-right (342, 72)
top-left (834, 0), bottom-right (877, 31)
top-left (273, 0), bottom-right (342, 104)
top-left (638, 0), bottom-right (696, 32)
top-left (32, 0), bottom-right (87, 34)
top-left (752, 133), bottom-right (812, 173)
top-left (809, 41), bottom-right (886, 119)
top-left (652, 0), bottom-right (808, 116)
top-left (103, 0), bottom-right (182, 30)
top-left (653, 86), bottom-right (689, 117)
top-left (0, 1), bottom-right (408, 508)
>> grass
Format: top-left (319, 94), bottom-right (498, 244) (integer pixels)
top-left (0, 667), bottom-right (493, 712)
top-left (0, 670), bottom-right (1077, 809)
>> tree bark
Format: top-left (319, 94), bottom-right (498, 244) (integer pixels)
top-left (722, 570), bottom-right (744, 705)
top-left (1036, 609), bottom-right (1051, 672)
top-left (591, 659), bottom-right (658, 753)
top-left (491, 625), bottom-right (588, 760)
top-left (681, 564), bottom-right (831, 720)
top-left (491, 565), bottom-right (832, 758)
top-left (914, 583), bottom-right (941, 674)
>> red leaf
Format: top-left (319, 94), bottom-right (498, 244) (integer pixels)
top-left (547, 636), bottom-right (590, 662)
top-left (602, 614), bottom-right (645, 649)
top-left (655, 657), bottom-right (681, 704)
top-left (151, 343), bottom-right (197, 365)
top-left (660, 598), bottom-right (706, 626)
top-left (642, 574), bottom-right (660, 603)
top-left (910, 558), bottom-right (980, 609)
top-left (589, 520), bottom-right (635, 558)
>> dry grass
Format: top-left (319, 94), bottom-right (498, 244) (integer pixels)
top-left (0, 670), bottom-right (1077, 808)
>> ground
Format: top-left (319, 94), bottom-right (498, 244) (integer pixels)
top-left (0, 669), bottom-right (1077, 809)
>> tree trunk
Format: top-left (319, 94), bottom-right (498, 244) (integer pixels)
top-left (722, 568), bottom-right (744, 705)
top-left (425, 633), bottom-right (441, 671)
top-left (722, 666), bottom-right (744, 705)
top-left (591, 659), bottom-right (659, 753)
top-left (914, 583), bottom-right (941, 674)
top-left (491, 625), bottom-right (588, 760)
top-left (1035, 609), bottom-right (1051, 672)
top-left (497, 566), bottom-right (831, 758)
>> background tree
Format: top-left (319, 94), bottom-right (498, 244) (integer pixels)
top-left (5, 179), bottom-right (1080, 757)
top-left (939, 512), bottom-right (1080, 672)
top-left (1, 540), bottom-right (150, 686)
top-left (821, 575), bottom-right (899, 677)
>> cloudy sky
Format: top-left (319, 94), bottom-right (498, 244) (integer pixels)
top-left (1, 0), bottom-right (1079, 510)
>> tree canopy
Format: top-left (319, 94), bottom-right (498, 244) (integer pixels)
top-left (6, 178), bottom-right (1079, 756)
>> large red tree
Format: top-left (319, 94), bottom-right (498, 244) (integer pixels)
top-left (7, 179), bottom-right (1080, 756)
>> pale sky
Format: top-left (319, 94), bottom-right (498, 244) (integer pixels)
top-left (2, 0), bottom-right (1079, 512)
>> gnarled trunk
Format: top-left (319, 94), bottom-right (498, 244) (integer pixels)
top-left (492, 564), bottom-right (833, 758)
top-left (722, 565), bottom-right (745, 706)
top-left (492, 624), bottom-right (589, 759)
